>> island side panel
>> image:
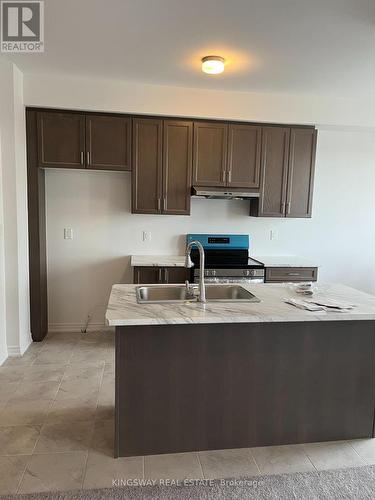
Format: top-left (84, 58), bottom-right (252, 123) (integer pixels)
top-left (115, 321), bottom-right (375, 457)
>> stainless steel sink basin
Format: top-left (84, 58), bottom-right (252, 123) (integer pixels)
top-left (136, 285), bottom-right (195, 303)
top-left (205, 285), bottom-right (260, 302)
top-left (136, 285), bottom-right (260, 304)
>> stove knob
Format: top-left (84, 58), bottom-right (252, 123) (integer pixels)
top-left (243, 270), bottom-right (249, 276)
top-left (249, 269), bottom-right (255, 276)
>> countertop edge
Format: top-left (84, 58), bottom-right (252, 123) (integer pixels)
top-left (131, 254), bottom-right (320, 269)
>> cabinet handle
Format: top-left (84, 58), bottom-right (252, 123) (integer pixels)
top-left (164, 268), bottom-right (168, 283)
top-left (157, 198), bottom-right (161, 211)
top-left (288, 272), bottom-right (301, 276)
top-left (86, 151), bottom-right (90, 166)
top-left (163, 198), bottom-right (166, 211)
top-left (286, 202), bottom-right (291, 214)
top-left (281, 202), bottom-right (286, 213)
top-left (158, 268), bottom-right (163, 283)
top-left (80, 152), bottom-right (84, 165)
top-left (228, 170), bottom-right (232, 183)
top-left (221, 171), bottom-right (226, 182)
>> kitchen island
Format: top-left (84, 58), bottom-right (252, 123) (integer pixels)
top-left (106, 283), bottom-right (375, 458)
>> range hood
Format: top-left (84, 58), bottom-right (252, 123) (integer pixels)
top-left (192, 186), bottom-right (260, 200)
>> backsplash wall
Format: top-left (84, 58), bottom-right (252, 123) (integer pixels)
top-left (45, 127), bottom-right (375, 329)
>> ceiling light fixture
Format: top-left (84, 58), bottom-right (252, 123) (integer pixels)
top-left (201, 55), bottom-right (225, 74)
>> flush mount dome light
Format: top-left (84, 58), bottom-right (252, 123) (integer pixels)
top-left (201, 55), bottom-right (225, 74)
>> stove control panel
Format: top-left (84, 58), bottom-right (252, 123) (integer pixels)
top-left (243, 269), bottom-right (254, 276)
top-left (197, 268), bottom-right (265, 278)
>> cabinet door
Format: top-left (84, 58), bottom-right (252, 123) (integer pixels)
top-left (192, 122), bottom-right (228, 186)
top-left (286, 128), bottom-right (317, 218)
top-left (86, 115), bottom-right (131, 171)
top-left (132, 119), bottom-right (163, 214)
top-left (227, 124), bottom-right (261, 188)
top-left (257, 127), bottom-right (290, 217)
top-left (164, 268), bottom-right (188, 283)
top-left (162, 120), bottom-right (193, 215)
top-left (37, 112), bottom-right (85, 168)
top-left (265, 267), bottom-right (318, 282)
top-left (133, 267), bottom-right (162, 284)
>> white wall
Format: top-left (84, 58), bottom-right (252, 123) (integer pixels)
top-left (0, 135), bottom-right (7, 364)
top-left (0, 58), bottom-right (16, 362)
top-left (0, 59), bottom-right (31, 359)
top-left (25, 74), bottom-right (375, 128)
top-left (23, 73), bottom-right (375, 329)
top-left (13, 65), bottom-right (31, 354)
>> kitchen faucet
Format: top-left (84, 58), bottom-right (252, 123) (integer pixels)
top-left (185, 240), bottom-right (206, 303)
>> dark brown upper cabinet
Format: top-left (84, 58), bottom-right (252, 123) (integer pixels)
top-left (227, 124), bottom-right (261, 188)
top-left (37, 111), bottom-right (85, 168)
top-left (132, 118), bottom-right (192, 215)
top-left (286, 128), bottom-right (317, 218)
top-left (86, 115), bottom-right (131, 171)
top-left (37, 111), bottom-right (132, 171)
top-left (132, 118), bottom-right (163, 214)
top-left (253, 126), bottom-right (290, 217)
top-left (162, 120), bottom-right (193, 215)
top-left (193, 122), bottom-right (228, 187)
top-left (250, 126), bottom-right (316, 218)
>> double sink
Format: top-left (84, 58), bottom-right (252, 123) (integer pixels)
top-left (136, 240), bottom-right (261, 304)
top-left (136, 284), bottom-right (260, 304)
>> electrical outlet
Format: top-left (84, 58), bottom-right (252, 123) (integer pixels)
top-left (64, 228), bottom-right (73, 240)
top-left (270, 229), bottom-right (278, 241)
top-left (142, 231), bottom-right (151, 242)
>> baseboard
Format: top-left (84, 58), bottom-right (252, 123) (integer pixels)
top-left (0, 351), bottom-right (7, 366)
top-left (7, 345), bottom-right (22, 357)
top-left (5, 338), bottom-right (32, 359)
top-left (20, 338), bottom-right (32, 355)
top-left (48, 322), bottom-right (108, 334)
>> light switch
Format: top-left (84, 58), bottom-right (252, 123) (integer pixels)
top-left (142, 231), bottom-right (151, 242)
top-left (270, 229), bottom-right (278, 241)
top-left (64, 228), bottom-right (73, 240)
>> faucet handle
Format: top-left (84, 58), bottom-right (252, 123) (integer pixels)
top-left (185, 255), bottom-right (194, 268)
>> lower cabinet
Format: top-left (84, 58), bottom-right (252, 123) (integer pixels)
top-left (265, 267), bottom-right (318, 283)
top-left (133, 267), bottom-right (188, 284)
top-left (166, 267), bottom-right (189, 283)
top-left (134, 266), bottom-right (317, 284)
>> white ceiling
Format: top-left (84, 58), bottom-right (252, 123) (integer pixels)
top-left (5, 0), bottom-right (375, 97)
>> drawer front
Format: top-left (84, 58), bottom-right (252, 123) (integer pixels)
top-left (265, 267), bottom-right (317, 282)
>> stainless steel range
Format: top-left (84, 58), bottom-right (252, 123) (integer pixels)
top-left (186, 234), bottom-right (264, 284)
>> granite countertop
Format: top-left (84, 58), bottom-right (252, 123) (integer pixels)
top-left (106, 283), bottom-right (375, 326)
top-left (131, 255), bottom-right (319, 268)
top-left (252, 256), bottom-right (319, 268)
top-left (131, 255), bottom-right (186, 267)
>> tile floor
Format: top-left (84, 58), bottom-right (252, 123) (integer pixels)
top-left (0, 331), bottom-right (374, 495)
